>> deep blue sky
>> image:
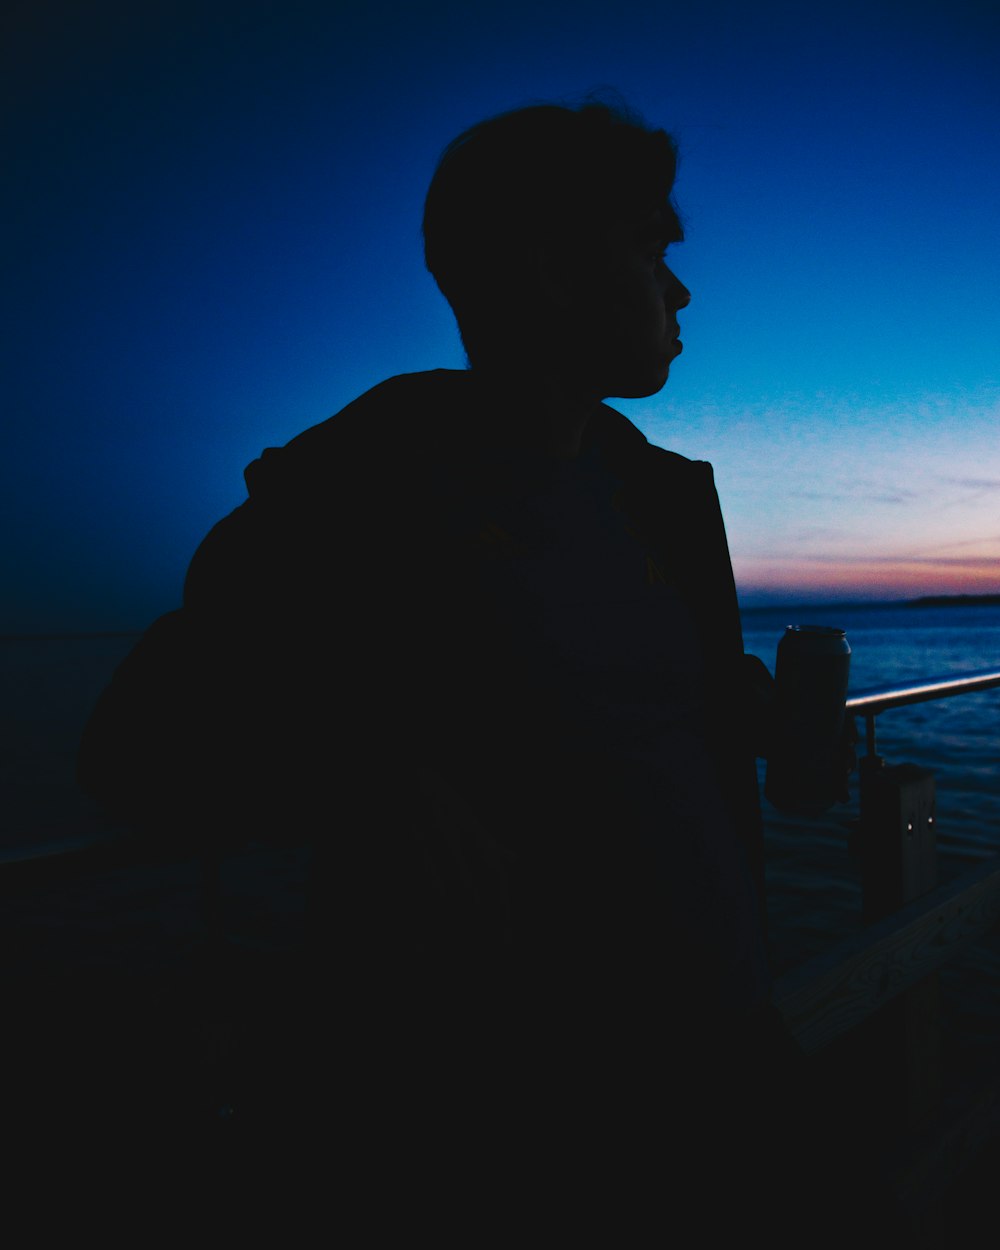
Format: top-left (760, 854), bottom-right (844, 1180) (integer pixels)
top-left (4, 0), bottom-right (999, 631)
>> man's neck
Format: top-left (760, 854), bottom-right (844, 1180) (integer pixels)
top-left (470, 366), bottom-right (601, 460)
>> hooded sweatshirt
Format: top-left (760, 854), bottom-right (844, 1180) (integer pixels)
top-left (79, 367), bottom-right (770, 1047)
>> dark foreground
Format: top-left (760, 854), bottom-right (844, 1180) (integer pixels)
top-left (0, 837), bottom-right (994, 1243)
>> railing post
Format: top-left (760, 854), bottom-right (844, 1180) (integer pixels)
top-left (859, 754), bottom-right (941, 1129)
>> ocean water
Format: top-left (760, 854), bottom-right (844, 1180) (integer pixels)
top-left (2, 605), bottom-right (998, 977)
top-left (745, 602), bottom-right (1000, 858)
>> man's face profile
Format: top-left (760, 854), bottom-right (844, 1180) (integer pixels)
top-left (550, 207), bottom-right (691, 402)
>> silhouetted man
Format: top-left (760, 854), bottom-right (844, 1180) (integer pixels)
top-left (79, 100), bottom-right (876, 1238)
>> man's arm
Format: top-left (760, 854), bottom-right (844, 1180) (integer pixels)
top-left (742, 652), bottom-right (777, 760)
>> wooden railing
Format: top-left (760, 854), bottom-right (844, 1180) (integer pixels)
top-left (774, 854), bottom-right (1000, 1053)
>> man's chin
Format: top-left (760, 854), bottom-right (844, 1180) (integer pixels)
top-left (604, 362), bottom-right (671, 401)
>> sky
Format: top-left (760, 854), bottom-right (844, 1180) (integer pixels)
top-left (4, 0), bottom-right (999, 632)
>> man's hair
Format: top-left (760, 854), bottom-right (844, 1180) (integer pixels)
top-left (423, 97), bottom-right (680, 364)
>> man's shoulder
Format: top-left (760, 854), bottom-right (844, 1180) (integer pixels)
top-left (187, 372), bottom-right (466, 604)
top-left (594, 401), bottom-right (715, 484)
top-left (288, 370), bottom-right (469, 455)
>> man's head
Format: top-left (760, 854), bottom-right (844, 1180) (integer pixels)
top-left (423, 98), bottom-right (690, 399)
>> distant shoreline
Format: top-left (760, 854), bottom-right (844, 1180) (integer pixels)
top-left (904, 594), bottom-right (1000, 608)
top-left (741, 593), bottom-right (1000, 614)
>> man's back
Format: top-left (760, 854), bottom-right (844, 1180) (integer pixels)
top-left (83, 367), bottom-right (764, 988)
top-left (79, 370), bottom-right (772, 1136)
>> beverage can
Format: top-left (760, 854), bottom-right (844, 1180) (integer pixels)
top-left (764, 625), bottom-right (851, 816)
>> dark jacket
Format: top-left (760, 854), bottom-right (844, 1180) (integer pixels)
top-left (80, 366), bottom-right (765, 913)
top-left (84, 369), bottom-right (774, 1024)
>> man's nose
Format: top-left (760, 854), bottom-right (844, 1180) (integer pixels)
top-left (670, 272), bottom-right (691, 310)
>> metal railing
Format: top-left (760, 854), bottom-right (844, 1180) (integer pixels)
top-left (846, 667), bottom-right (1000, 757)
top-left (777, 665), bottom-right (1000, 1042)
top-left (776, 662), bottom-right (1000, 1006)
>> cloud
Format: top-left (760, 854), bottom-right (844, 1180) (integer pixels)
top-left (935, 479), bottom-right (1000, 511)
top-left (921, 534), bottom-right (1000, 553)
top-left (946, 477), bottom-right (1000, 491)
top-left (787, 488), bottom-right (918, 504)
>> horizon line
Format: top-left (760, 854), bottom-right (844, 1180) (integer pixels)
top-left (740, 592), bottom-right (1000, 612)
